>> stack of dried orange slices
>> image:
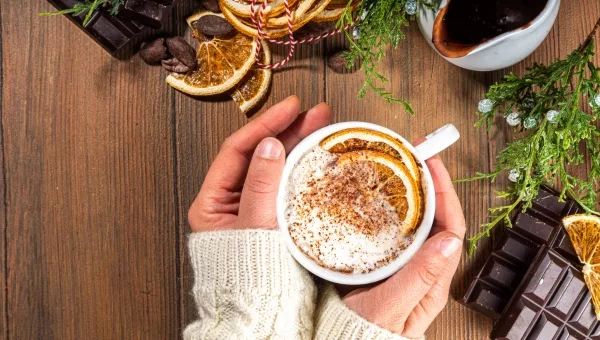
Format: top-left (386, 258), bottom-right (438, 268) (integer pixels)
top-left (166, 2), bottom-right (359, 113)
top-left (220, 0), bottom-right (359, 38)
top-left (166, 11), bottom-right (271, 114)
top-left (320, 129), bottom-right (423, 235)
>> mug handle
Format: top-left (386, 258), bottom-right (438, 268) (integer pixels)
top-left (414, 124), bottom-right (460, 160)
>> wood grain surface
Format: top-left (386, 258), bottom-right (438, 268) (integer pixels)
top-left (0, 8), bottom-right (6, 339)
top-left (1, 0), bottom-right (599, 339)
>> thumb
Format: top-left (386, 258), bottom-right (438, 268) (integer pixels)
top-left (369, 231), bottom-right (462, 329)
top-left (237, 137), bottom-right (286, 229)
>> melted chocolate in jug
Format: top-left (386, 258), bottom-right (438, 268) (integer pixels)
top-left (433, 0), bottom-right (548, 58)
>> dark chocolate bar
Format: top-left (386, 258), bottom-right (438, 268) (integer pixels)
top-left (46, 0), bottom-right (151, 54)
top-left (118, 0), bottom-right (174, 30)
top-left (462, 186), bottom-right (582, 320)
top-left (490, 248), bottom-right (599, 339)
top-left (461, 186), bottom-right (595, 339)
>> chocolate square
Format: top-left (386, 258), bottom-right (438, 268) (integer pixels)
top-left (118, 0), bottom-right (172, 29)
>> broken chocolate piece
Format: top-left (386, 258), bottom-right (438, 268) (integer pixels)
top-left (47, 0), bottom-right (147, 55)
top-left (118, 0), bottom-right (173, 30)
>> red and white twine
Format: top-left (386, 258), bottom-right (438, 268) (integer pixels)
top-left (249, 0), bottom-right (356, 69)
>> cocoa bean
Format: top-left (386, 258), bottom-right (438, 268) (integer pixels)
top-left (166, 37), bottom-right (198, 69)
top-left (139, 38), bottom-right (168, 65)
top-left (199, 0), bottom-right (220, 13)
top-left (327, 50), bottom-right (361, 74)
top-left (162, 58), bottom-right (191, 73)
top-left (193, 15), bottom-right (234, 37)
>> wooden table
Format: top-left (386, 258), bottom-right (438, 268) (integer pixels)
top-left (1, 1), bottom-right (599, 339)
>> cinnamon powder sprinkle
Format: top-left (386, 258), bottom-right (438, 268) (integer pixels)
top-left (286, 146), bottom-right (411, 274)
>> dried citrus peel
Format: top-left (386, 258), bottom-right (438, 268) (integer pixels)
top-left (563, 214), bottom-right (600, 320)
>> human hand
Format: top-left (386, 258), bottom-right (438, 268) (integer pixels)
top-left (188, 96), bottom-right (332, 233)
top-left (341, 149), bottom-right (466, 339)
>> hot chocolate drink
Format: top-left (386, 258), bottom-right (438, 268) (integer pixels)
top-left (433, 0), bottom-right (549, 58)
top-left (285, 129), bottom-right (423, 274)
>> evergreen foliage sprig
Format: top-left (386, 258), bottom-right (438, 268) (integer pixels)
top-left (458, 18), bottom-right (600, 255)
top-left (337, 0), bottom-right (440, 113)
top-left (40, 0), bottom-right (124, 27)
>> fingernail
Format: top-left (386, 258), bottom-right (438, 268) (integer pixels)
top-left (307, 102), bottom-right (327, 114)
top-left (257, 138), bottom-right (283, 159)
top-left (440, 237), bottom-right (462, 258)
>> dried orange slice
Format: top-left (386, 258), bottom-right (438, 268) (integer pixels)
top-left (219, 0), bottom-right (296, 18)
top-left (166, 11), bottom-right (258, 96)
top-left (337, 150), bottom-right (421, 235)
top-left (266, 0), bottom-right (316, 27)
top-left (327, 0), bottom-right (355, 8)
top-left (222, 0), bottom-right (332, 38)
top-left (562, 214), bottom-right (600, 320)
top-left (221, 4), bottom-right (267, 37)
top-left (320, 128), bottom-right (421, 182)
top-left (314, 0), bottom-right (358, 22)
top-left (313, 7), bottom-right (345, 22)
top-left (230, 41), bottom-right (272, 114)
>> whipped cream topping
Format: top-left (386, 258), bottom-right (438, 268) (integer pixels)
top-left (286, 146), bottom-right (411, 274)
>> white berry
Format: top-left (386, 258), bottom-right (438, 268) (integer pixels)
top-left (508, 169), bottom-right (520, 182)
top-left (524, 116), bottom-right (538, 129)
top-left (546, 110), bottom-right (560, 123)
top-left (405, 0), bottom-right (417, 15)
top-left (478, 99), bottom-right (494, 113)
top-left (506, 112), bottom-right (521, 126)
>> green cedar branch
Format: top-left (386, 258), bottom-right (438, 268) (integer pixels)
top-left (337, 0), bottom-right (440, 113)
top-left (459, 17), bottom-right (600, 255)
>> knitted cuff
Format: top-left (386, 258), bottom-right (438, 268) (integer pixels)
top-left (186, 230), bottom-right (316, 340)
top-left (315, 283), bottom-right (425, 340)
top-left (188, 230), bottom-right (312, 296)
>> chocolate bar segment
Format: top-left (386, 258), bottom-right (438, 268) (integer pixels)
top-left (495, 229), bottom-right (540, 266)
top-left (118, 0), bottom-right (173, 29)
top-left (512, 209), bottom-right (559, 244)
top-left (46, 0), bottom-right (149, 54)
top-left (531, 185), bottom-right (568, 219)
top-left (553, 228), bottom-right (580, 263)
top-left (490, 249), bottom-right (598, 339)
top-left (463, 280), bottom-right (511, 319)
top-left (84, 11), bottom-right (141, 53)
top-left (462, 185), bottom-right (581, 323)
top-left (481, 255), bottom-right (524, 290)
top-left (546, 268), bottom-right (587, 320)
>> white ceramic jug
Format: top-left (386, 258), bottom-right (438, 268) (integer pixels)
top-left (418, 0), bottom-right (560, 71)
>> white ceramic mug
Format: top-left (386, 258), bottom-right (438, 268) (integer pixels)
top-left (276, 122), bottom-right (460, 285)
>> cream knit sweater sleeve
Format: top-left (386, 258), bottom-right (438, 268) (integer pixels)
top-left (184, 230), bottom-right (423, 340)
